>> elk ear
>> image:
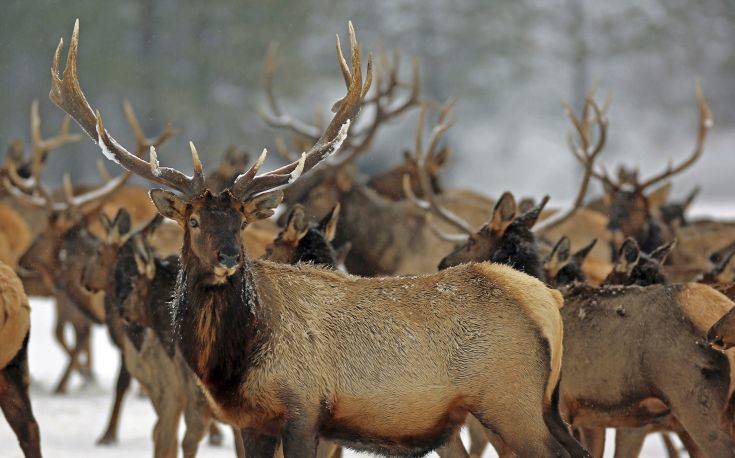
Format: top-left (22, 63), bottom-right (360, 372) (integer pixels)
top-left (574, 238), bottom-right (598, 263)
top-left (113, 208), bottom-right (132, 237)
top-left (150, 189), bottom-right (187, 224)
top-left (490, 192), bottom-right (517, 233)
top-left (683, 186), bottom-right (700, 211)
top-left (647, 182), bottom-right (672, 209)
top-left (650, 239), bottom-right (676, 264)
top-left (319, 203), bottom-right (341, 242)
top-left (516, 195), bottom-right (549, 229)
top-left (99, 213), bottom-right (113, 234)
top-left (616, 238), bottom-right (640, 272)
top-left (545, 236), bottom-right (571, 274)
top-left (550, 237), bottom-right (571, 264)
top-left (518, 197), bottom-right (535, 214)
top-left (244, 190), bottom-right (284, 221)
top-left (281, 205), bottom-right (309, 243)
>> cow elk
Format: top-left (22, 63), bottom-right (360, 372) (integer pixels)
top-left (426, 178), bottom-right (735, 457)
top-left (49, 19), bottom-right (589, 457)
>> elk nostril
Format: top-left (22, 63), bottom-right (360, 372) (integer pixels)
top-left (218, 250), bottom-right (240, 268)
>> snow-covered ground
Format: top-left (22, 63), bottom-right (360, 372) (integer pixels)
top-left (0, 298), bottom-right (682, 457)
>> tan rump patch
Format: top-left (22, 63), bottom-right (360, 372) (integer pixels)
top-left (0, 262), bottom-right (30, 368)
top-left (677, 283), bottom-right (735, 333)
top-left (473, 263), bottom-right (564, 404)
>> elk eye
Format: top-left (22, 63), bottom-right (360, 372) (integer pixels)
top-left (241, 220), bottom-right (247, 230)
top-left (189, 218), bottom-right (199, 228)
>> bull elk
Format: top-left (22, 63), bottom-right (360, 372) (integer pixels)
top-left (0, 261), bottom-right (41, 458)
top-left (262, 41), bottom-right (495, 276)
top-left (408, 95), bottom-right (612, 283)
top-left (49, 19), bottom-right (588, 457)
top-left (578, 84), bottom-right (713, 259)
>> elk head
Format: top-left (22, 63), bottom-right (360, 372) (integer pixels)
top-left (543, 236), bottom-right (597, 287)
top-left (578, 84), bottom-right (711, 251)
top-left (264, 203), bottom-right (340, 266)
top-left (602, 237), bottom-right (675, 286)
top-left (50, 20), bottom-right (369, 285)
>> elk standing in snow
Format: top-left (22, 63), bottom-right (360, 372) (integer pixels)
top-left (50, 19), bottom-right (587, 457)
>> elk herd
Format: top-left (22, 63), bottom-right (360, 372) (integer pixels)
top-left (2, 18), bottom-right (735, 458)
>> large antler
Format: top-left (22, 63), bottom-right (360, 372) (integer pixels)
top-left (230, 21), bottom-right (369, 200)
top-left (637, 82), bottom-right (712, 190)
top-left (3, 100), bottom-right (83, 193)
top-left (537, 95), bottom-right (608, 232)
top-left (50, 19), bottom-right (201, 196)
top-left (262, 45), bottom-right (420, 166)
top-left (402, 102), bottom-right (473, 242)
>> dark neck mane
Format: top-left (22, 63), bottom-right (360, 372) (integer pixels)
top-left (172, 241), bottom-right (267, 406)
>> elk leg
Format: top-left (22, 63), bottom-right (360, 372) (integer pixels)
top-left (471, 406), bottom-right (569, 457)
top-left (208, 421), bottom-right (223, 446)
top-left (486, 430), bottom-right (516, 457)
top-left (80, 326), bottom-right (95, 383)
top-left (281, 416), bottom-right (318, 458)
top-left (580, 427), bottom-right (605, 458)
top-left (241, 429), bottom-right (279, 458)
top-left (467, 414), bottom-right (489, 457)
top-left (150, 391), bottom-right (183, 458)
top-left (613, 428), bottom-right (647, 458)
top-left (233, 427), bottom-right (246, 458)
top-left (181, 402), bottom-right (210, 458)
top-left (660, 433), bottom-right (680, 458)
top-left (677, 430), bottom-right (704, 458)
top-left (316, 440), bottom-right (341, 458)
top-left (0, 334), bottom-right (41, 458)
top-left (54, 316), bottom-right (72, 355)
top-left (97, 356), bottom-right (131, 445)
top-left (53, 325), bottom-right (88, 394)
top-left (665, 370), bottom-right (735, 457)
top-left (435, 429), bottom-right (469, 457)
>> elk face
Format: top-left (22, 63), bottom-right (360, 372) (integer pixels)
top-left (438, 192), bottom-right (517, 270)
top-left (544, 237), bottom-right (597, 287)
top-left (151, 188), bottom-right (282, 284)
top-left (266, 204), bottom-right (340, 266)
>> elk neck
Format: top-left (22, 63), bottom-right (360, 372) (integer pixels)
top-left (172, 239), bottom-right (269, 406)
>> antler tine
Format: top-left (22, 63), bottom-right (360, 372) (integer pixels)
top-left (638, 82), bottom-right (713, 190)
top-left (258, 41), bottom-right (322, 141)
top-left (122, 100), bottom-right (176, 155)
top-left (30, 99), bottom-right (82, 158)
top-left (402, 175), bottom-right (469, 242)
top-left (538, 97), bottom-right (609, 233)
top-left (232, 21), bottom-right (368, 200)
top-left (50, 20), bottom-right (199, 196)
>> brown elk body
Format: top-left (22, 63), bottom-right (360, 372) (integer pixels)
top-left (0, 261), bottom-right (41, 457)
top-left (51, 20), bottom-right (587, 457)
top-left (82, 212), bottom-right (234, 456)
top-left (428, 189), bottom-right (735, 457)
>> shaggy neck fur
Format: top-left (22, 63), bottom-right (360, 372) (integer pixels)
top-left (172, 237), bottom-right (267, 409)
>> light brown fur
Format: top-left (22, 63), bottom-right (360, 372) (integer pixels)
top-left (197, 261), bottom-right (568, 456)
top-left (0, 262), bottom-right (30, 369)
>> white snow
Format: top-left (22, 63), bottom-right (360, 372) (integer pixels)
top-left (0, 299), bottom-right (682, 457)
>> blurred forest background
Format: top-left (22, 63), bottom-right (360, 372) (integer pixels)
top-left (1, 0), bottom-right (733, 203)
